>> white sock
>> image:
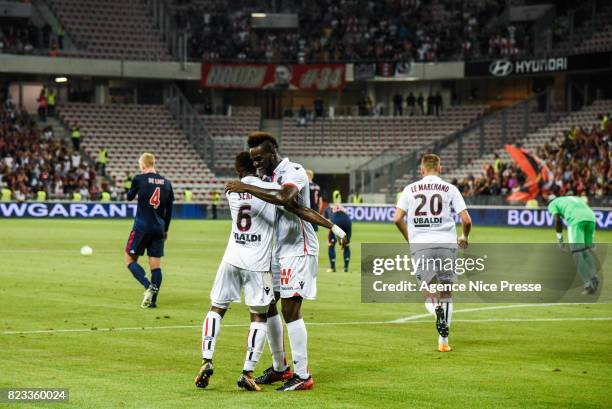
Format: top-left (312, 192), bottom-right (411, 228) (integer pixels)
top-left (438, 298), bottom-right (453, 344)
top-left (440, 298), bottom-right (453, 327)
top-left (424, 296), bottom-right (436, 316)
top-left (286, 318), bottom-right (309, 379)
top-left (267, 313), bottom-right (287, 371)
top-left (201, 311), bottom-right (222, 360)
top-left (244, 322), bottom-right (267, 372)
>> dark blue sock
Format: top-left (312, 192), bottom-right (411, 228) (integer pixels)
top-left (151, 268), bottom-right (162, 303)
top-left (344, 246), bottom-right (351, 271)
top-left (328, 245), bottom-right (336, 270)
top-left (128, 261), bottom-right (150, 289)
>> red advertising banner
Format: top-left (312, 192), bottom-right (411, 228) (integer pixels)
top-left (200, 63), bottom-right (346, 90)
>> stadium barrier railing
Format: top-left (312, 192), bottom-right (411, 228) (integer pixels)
top-left (350, 89), bottom-right (555, 201)
top-left (164, 83), bottom-right (216, 171)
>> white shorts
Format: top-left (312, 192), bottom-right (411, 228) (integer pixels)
top-left (210, 262), bottom-right (274, 308)
top-left (272, 255), bottom-right (318, 300)
top-left (411, 247), bottom-right (458, 285)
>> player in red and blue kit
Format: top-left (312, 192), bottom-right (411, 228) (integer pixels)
top-left (326, 205), bottom-right (352, 272)
top-left (124, 153), bottom-right (174, 308)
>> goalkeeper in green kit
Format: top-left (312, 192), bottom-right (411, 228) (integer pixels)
top-left (547, 193), bottom-right (599, 294)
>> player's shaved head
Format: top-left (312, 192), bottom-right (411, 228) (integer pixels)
top-left (139, 152), bottom-right (156, 170)
top-left (235, 151), bottom-right (256, 177)
top-left (247, 131), bottom-right (278, 153)
top-left (421, 154), bottom-right (441, 175)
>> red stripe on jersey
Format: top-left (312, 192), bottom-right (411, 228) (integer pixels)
top-left (204, 318), bottom-right (209, 337)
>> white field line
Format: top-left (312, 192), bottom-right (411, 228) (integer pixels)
top-left (2, 303), bottom-right (610, 336)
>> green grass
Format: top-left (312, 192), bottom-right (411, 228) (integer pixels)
top-left (0, 220), bottom-right (611, 409)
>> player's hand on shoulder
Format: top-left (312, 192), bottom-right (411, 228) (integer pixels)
top-left (458, 235), bottom-right (468, 249)
top-left (225, 180), bottom-right (247, 193)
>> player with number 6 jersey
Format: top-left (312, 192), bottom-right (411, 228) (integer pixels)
top-left (124, 152), bottom-right (174, 309)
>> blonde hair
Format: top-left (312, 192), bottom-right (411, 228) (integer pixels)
top-left (306, 169), bottom-right (314, 180)
top-left (421, 154), bottom-right (441, 172)
top-left (139, 152), bottom-right (156, 168)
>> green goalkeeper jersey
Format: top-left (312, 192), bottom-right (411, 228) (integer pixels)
top-left (547, 196), bottom-right (596, 226)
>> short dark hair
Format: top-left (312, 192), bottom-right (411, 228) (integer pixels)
top-left (247, 131), bottom-right (278, 150)
top-left (235, 151), bottom-right (256, 174)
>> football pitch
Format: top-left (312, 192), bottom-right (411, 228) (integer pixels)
top-left (1, 219), bottom-right (611, 409)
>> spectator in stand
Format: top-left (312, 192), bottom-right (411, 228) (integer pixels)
top-left (406, 92), bottom-right (416, 116)
top-left (416, 93), bottom-right (424, 115)
top-left (37, 89), bottom-right (47, 122)
top-left (393, 93), bottom-right (403, 116)
top-left (434, 92), bottom-right (443, 116)
top-left (47, 88), bottom-right (57, 117)
top-left (71, 123), bottom-right (81, 151)
top-left (57, 25), bottom-right (65, 50)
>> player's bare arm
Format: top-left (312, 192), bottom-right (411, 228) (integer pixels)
top-left (393, 207), bottom-right (409, 242)
top-left (457, 210), bottom-right (472, 249)
top-left (226, 180), bottom-right (348, 246)
top-left (226, 180), bottom-right (298, 206)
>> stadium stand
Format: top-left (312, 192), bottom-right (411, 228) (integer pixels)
top-left (552, 2), bottom-right (612, 56)
top-left (174, 0), bottom-right (508, 62)
top-left (280, 105), bottom-right (487, 157)
top-left (0, 96), bottom-right (99, 201)
top-left (447, 100), bottom-right (612, 199)
top-left (48, 0), bottom-right (172, 60)
top-left (199, 107), bottom-right (261, 174)
top-left (57, 103), bottom-right (227, 202)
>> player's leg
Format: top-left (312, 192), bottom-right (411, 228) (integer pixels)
top-left (194, 305), bottom-right (226, 389)
top-left (343, 222), bottom-right (352, 272)
top-left (435, 249), bottom-right (456, 352)
top-left (124, 231), bottom-right (150, 295)
top-left (276, 255), bottom-right (316, 391)
top-left (569, 223), bottom-right (593, 288)
top-left (255, 256), bottom-right (292, 385)
top-left (237, 309), bottom-right (267, 391)
top-left (255, 292), bottom-right (293, 384)
top-left (195, 262), bottom-right (240, 389)
top-left (327, 231), bottom-right (337, 272)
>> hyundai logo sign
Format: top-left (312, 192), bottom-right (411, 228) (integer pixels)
top-left (489, 59), bottom-right (514, 76)
top-left (488, 57), bottom-right (568, 77)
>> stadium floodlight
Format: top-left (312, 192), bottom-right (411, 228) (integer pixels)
top-left (55, 77), bottom-right (68, 83)
top-left (251, 12), bottom-right (266, 18)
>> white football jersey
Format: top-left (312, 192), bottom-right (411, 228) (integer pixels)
top-left (222, 176), bottom-right (279, 271)
top-left (271, 158), bottom-right (319, 257)
top-left (397, 175), bottom-right (467, 245)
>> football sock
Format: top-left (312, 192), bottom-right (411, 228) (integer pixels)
top-left (328, 246), bottom-right (336, 270)
top-left (286, 318), bottom-right (309, 379)
top-left (201, 311), bottom-right (222, 360)
top-left (128, 261), bottom-right (150, 289)
top-left (424, 296), bottom-right (436, 315)
top-left (343, 246), bottom-right (350, 271)
top-left (267, 313), bottom-right (287, 371)
top-left (439, 298), bottom-right (453, 327)
top-left (243, 322), bottom-right (267, 372)
top-left (439, 297), bottom-right (453, 344)
top-left (150, 268), bottom-right (162, 303)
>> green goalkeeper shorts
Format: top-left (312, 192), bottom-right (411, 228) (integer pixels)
top-left (567, 221), bottom-right (596, 250)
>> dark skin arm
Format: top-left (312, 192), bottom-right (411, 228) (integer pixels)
top-left (226, 180), bottom-right (348, 247)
